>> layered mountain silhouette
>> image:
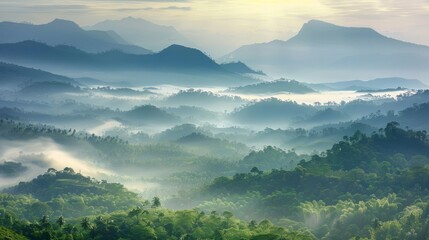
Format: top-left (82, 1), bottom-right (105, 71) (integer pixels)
top-left (221, 20), bottom-right (429, 82)
top-left (88, 17), bottom-right (195, 51)
top-left (0, 41), bottom-right (221, 72)
top-left (0, 41), bottom-right (257, 86)
top-left (0, 19), bottom-right (151, 54)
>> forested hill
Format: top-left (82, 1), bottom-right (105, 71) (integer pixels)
top-left (209, 122), bottom-right (429, 197)
top-left (204, 122), bottom-right (429, 239)
top-left (0, 169), bottom-right (316, 240)
top-left (1, 167), bottom-right (144, 219)
top-left (4, 167), bottom-right (137, 201)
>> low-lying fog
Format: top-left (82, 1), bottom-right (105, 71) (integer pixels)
top-left (1, 69), bottom-right (427, 204)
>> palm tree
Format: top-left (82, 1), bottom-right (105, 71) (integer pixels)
top-left (81, 217), bottom-right (92, 231)
top-left (151, 197), bottom-right (161, 208)
top-left (39, 215), bottom-right (50, 229)
top-left (56, 216), bottom-right (65, 228)
top-left (94, 216), bottom-right (106, 228)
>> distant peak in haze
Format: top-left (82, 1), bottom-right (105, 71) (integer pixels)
top-left (89, 17), bottom-right (195, 51)
top-left (301, 19), bottom-right (377, 32)
top-left (220, 19), bottom-right (429, 82)
top-left (47, 18), bottom-right (80, 29)
top-left (103, 16), bottom-right (152, 25)
top-left (295, 19), bottom-right (383, 41)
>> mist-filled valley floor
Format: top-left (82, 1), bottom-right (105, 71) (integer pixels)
top-left (1, 15), bottom-right (429, 240)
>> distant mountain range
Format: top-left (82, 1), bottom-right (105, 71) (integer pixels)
top-left (88, 17), bottom-right (195, 51)
top-left (0, 41), bottom-right (257, 86)
top-left (308, 77), bottom-right (428, 91)
top-left (0, 19), bottom-right (151, 54)
top-left (221, 20), bottom-right (429, 82)
top-left (0, 41), bottom-right (219, 72)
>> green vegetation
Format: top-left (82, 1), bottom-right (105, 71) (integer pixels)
top-left (179, 123), bottom-right (429, 239)
top-left (0, 119), bottom-right (248, 170)
top-left (0, 170), bottom-right (315, 240)
top-left (0, 226), bottom-right (27, 240)
top-left (2, 116), bottom-right (429, 238)
top-left (1, 168), bottom-right (144, 220)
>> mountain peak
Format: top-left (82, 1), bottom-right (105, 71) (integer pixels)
top-left (304, 19), bottom-right (337, 28)
top-left (47, 19), bottom-right (81, 30)
top-left (290, 19), bottom-right (384, 45)
top-left (298, 19), bottom-right (378, 35)
top-left (155, 44), bottom-right (223, 71)
top-left (159, 44), bottom-right (203, 56)
top-left (120, 16), bottom-right (151, 24)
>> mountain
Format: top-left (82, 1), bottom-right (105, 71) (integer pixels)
top-left (221, 20), bottom-right (429, 82)
top-left (19, 81), bottom-right (82, 96)
top-left (230, 98), bottom-right (317, 126)
top-left (0, 62), bottom-right (78, 90)
top-left (319, 77), bottom-right (428, 91)
top-left (229, 79), bottom-right (316, 94)
top-left (88, 17), bottom-right (195, 51)
top-left (0, 41), bottom-right (220, 71)
top-left (0, 19), bottom-right (151, 54)
top-left (0, 41), bottom-right (256, 86)
top-left (220, 61), bottom-right (265, 75)
top-left (120, 105), bottom-right (179, 125)
top-left (164, 89), bottom-right (245, 111)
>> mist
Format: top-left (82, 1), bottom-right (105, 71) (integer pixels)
top-left (1, 12), bottom-right (429, 240)
top-left (0, 138), bottom-right (112, 189)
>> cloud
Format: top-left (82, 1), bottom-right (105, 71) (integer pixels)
top-left (0, 3), bottom-right (91, 13)
top-left (318, 0), bottom-right (429, 16)
top-left (24, 4), bottom-right (89, 10)
top-left (115, 5), bottom-right (192, 11)
top-left (161, 6), bottom-right (192, 11)
top-left (134, 0), bottom-right (190, 1)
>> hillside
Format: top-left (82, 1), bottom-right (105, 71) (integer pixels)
top-left (0, 19), bottom-right (151, 54)
top-left (0, 62), bottom-right (78, 90)
top-left (221, 20), bottom-right (429, 81)
top-left (0, 41), bottom-right (258, 87)
top-left (89, 17), bottom-right (195, 51)
top-left (199, 123), bottom-right (429, 239)
top-left (220, 61), bottom-right (265, 75)
top-left (2, 168), bottom-right (143, 219)
top-left (122, 105), bottom-right (179, 125)
top-left (19, 81), bottom-right (82, 96)
top-left (229, 79), bottom-right (316, 94)
top-left (230, 98), bottom-right (317, 125)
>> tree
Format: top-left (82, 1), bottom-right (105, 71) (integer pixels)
top-left (250, 167), bottom-right (263, 175)
top-left (56, 216), bottom-right (65, 228)
top-left (152, 197), bottom-right (161, 208)
top-left (39, 215), bottom-right (50, 228)
top-left (81, 217), bottom-right (92, 231)
top-left (128, 207), bottom-right (143, 221)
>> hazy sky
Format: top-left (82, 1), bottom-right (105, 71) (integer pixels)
top-left (1, 0), bottom-right (428, 57)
